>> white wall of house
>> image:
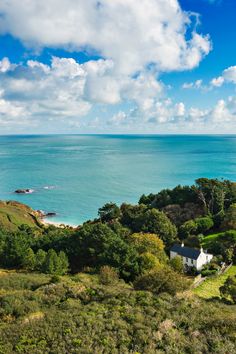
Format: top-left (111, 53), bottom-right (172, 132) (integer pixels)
top-left (196, 252), bottom-right (213, 270)
top-left (170, 250), bottom-right (213, 271)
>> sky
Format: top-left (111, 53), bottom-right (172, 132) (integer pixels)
top-left (0, 0), bottom-right (235, 134)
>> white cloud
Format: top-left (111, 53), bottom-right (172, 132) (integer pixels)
top-left (211, 76), bottom-right (224, 87)
top-left (0, 0), bottom-right (211, 76)
top-left (223, 66), bottom-right (236, 84)
top-left (108, 95), bottom-right (236, 132)
top-left (0, 57), bottom-right (11, 72)
top-left (211, 65), bottom-right (236, 87)
top-left (0, 56), bottom-right (164, 128)
top-left (182, 79), bottom-right (203, 89)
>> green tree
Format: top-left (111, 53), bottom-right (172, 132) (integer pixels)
top-left (179, 220), bottom-right (197, 239)
top-left (140, 209), bottom-right (177, 246)
top-left (98, 203), bottom-right (121, 222)
top-left (71, 223), bottom-right (140, 281)
top-left (139, 252), bottom-right (161, 273)
top-left (35, 249), bottom-right (47, 271)
top-left (58, 251), bottom-right (69, 275)
top-left (170, 255), bottom-right (184, 273)
top-left (2, 232), bottom-right (30, 267)
top-left (220, 275), bottom-right (236, 303)
top-left (128, 233), bottom-right (167, 262)
top-left (43, 249), bottom-right (59, 274)
top-left (222, 203), bottom-right (236, 230)
top-left (195, 216), bottom-right (214, 233)
top-left (134, 266), bottom-right (190, 295)
top-left (22, 248), bottom-right (36, 271)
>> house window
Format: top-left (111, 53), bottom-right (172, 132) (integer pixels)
top-left (191, 259), bottom-right (194, 264)
top-left (186, 257), bottom-right (188, 262)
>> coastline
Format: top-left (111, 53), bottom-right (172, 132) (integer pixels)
top-left (40, 217), bottom-right (78, 229)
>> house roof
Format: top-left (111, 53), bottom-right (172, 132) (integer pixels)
top-left (170, 244), bottom-right (201, 260)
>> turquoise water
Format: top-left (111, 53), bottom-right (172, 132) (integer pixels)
top-left (0, 135), bottom-right (235, 225)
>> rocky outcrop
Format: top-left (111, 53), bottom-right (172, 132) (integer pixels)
top-left (15, 189), bottom-right (34, 194)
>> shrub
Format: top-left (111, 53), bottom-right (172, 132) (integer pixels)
top-left (169, 255), bottom-right (184, 273)
top-left (99, 266), bottom-right (119, 285)
top-left (220, 275), bottom-right (236, 303)
top-left (134, 266), bottom-right (190, 295)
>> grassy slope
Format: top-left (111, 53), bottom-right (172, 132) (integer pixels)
top-left (194, 265), bottom-right (236, 299)
top-left (0, 200), bottom-right (42, 231)
top-left (201, 230), bottom-right (236, 249)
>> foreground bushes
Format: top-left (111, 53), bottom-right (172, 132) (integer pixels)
top-left (0, 271), bottom-right (235, 354)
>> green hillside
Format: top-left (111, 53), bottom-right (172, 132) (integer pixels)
top-left (0, 201), bottom-right (42, 231)
top-left (0, 269), bottom-right (235, 354)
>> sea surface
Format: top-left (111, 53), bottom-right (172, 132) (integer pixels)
top-left (0, 135), bottom-right (235, 225)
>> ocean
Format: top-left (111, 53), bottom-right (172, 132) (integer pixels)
top-left (0, 134), bottom-right (235, 225)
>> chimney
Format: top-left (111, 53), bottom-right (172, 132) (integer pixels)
top-left (200, 246), bottom-right (204, 253)
top-left (181, 242), bottom-right (184, 248)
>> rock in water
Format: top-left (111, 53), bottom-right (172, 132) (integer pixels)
top-left (15, 189), bottom-right (34, 194)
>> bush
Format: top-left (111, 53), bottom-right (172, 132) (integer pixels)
top-left (50, 275), bottom-right (61, 283)
top-left (99, 266), bottom-right (119, 285)
top-left (201, 269), bottom-right (218, 277)
top-left (134, 266), bottom-right (190, 295)
top-left (195, 216), bottom-right (214, 233)
top-left (220, 275), bottom-right (236, 303)
top-left (169, 255), bottom-right (184, 273)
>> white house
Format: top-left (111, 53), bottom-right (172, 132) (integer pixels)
top-left (170, 243), bottom-right (213, 271)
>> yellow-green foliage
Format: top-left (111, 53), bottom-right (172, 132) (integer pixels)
top-left (129, 233), bottom-right (166, 259)
top-left (0, 269), bottom-right (235, 354)
top-left (0, 201), bottom-right (42, 231)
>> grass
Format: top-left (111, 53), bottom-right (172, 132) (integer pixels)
top-left (194, 265), bottom-right (236, 299)
top-left (0, 200), bottom-right (42, 231)
top-left (201, 230), bottom-right (236, 249)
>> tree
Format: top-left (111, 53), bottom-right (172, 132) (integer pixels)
top-left (222, 203), bottom-right (236, 230)
top-left (58, 251), bottom-right (69, 274)
top-left (170, 255), bottom-right (184, 273)
top-left (71, 223), bottom-right (140, 281)
top-left (179, 220), bottom-right (197, 239)
top-left (139, 252), bottom-right (161, 273)
top-left (2, 232), bottom-right (30, 267)
top-left (195, 216), bottom-right (214, 233)
top-left (220, 276), bottom-right (236, 303)
top-left (35, 249), bottom-right (47, 271)
top-left (134, 266), bottom-right (190, 295)
top-left (140, 209), bottom-right (177, 246)
top-left (22, 248), bottom-right (36, 271)
top-left (128, 233), bottom-right (166, 262)
top-left (98, 203), bottom-right (121, 222)
top-left (43, 249), bottom-right (59, 274)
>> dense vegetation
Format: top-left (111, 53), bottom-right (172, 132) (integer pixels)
top-left (0, 178), bottom-right (235, 352)
top-left (0, 270), bottom-right (235, 354)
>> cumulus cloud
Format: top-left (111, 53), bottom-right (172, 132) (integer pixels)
top-left (0, 0), bottom-right (211, 76)
top-left (182, 79), bottom-right (203, 89)
top-left (223, 66), bottom-right (236, 84)
top-left (108, 95), bottom-right (236, 132)
top-left (0, 56), bottom-right (164, 128)
top-left (0, 1), bottom-right (219, 132)
top-left (211, 65), bottom-right (236, 87)
top-left (0, 57), bottom-right (11, 72)
top-left (211, 76), bottom-right (224, 87)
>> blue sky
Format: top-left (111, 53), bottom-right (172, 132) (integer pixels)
top-left (0, 0), bottom-right (235, 134)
